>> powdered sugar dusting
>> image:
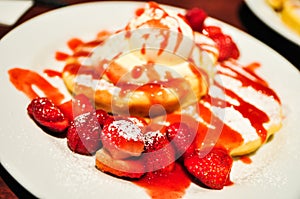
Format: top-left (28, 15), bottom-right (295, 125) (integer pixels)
top-left (143, 130), bottom-right (164, 148)
top-left (108, 120), bottom-right (143, 141)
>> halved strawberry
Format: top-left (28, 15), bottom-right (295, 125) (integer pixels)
top-left (204, 26), bottom-right (240, 61)
top-left (142, 131), bottom-right (175, 174)
top-left (185, 7), bottom-right (207, 32)
top-left (184, 147), bottom-right (233, 189)
top-left (66, 111), bottom-right (102, 155)
top-left (59, 94), bottom-right (96, 121)
top-left (101, 119), bottom-right (145, 159)
top-left (27, 97), bottom-right (69, 133)
top-left (166, 122), bottom-right (196, 157)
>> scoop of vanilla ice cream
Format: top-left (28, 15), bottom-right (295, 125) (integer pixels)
top-left (87, 2), bottom-right (218, 100)
top-left (126, 2), bottom-right (195, 65)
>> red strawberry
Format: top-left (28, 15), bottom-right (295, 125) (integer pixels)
top-left (213, 34), bottom-right (239, 61)
top-left (166, 122), bottom-right (196, 157)
top-left (203, 26), bottom-right (222, 37)
top-left (59, 94), bottom-right (96, 121)
top-left (185, 8), bottom-right (207, 32)
top-left (204, 26), bottom-right (240, 61)
top-left (72, 94), bottom-right (95, 118)
top-left (184, 147), bottom-right (233, 189)
top-left (66, 112), bottom-right (102, 155)
top-left (101, 119), bottom-right (145, 159)
top-left (142, 131), bottom-right (175, 174)
top-left (95, 109), bottom-right (113, 126)
top-left (27, 97), bottom-right (69, 133)
top-left (58, 100), bottom-right (73, 121)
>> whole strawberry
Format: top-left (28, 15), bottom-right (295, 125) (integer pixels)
top-left (184, 147), bottom-right (233, 189)
top-left (27, 97), bottom-right (69, 133)
top-left (67, 112), bottom-right (102, 155)
top-left (185, 7), bottom-right (207, 32)
top-left (166, 122), bottom-right (196, 158)
top-left (143, 131), bottom-right (175, 174)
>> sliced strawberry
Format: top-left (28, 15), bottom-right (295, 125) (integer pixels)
top-left (166, 122), bottom-right (196, 157)
top-left (66, 112), bottom-right (102, 155)
top-left (203, 26), bottom-right (223, 37)
top-left (101, 119), bottom-right (145, 159)
top-left (184, 147), bottom-right (233, 189)
top-left (27, 97), bottom-right (69, 133)
top-left (185, 8), bottom-right (207, 32)
top-left (58, 100), bottom-right (73, 121)
top-left (213, 34), bottom-right (239, 61)
top-left (59, 94), bottom-right (95, 121)
top-left (142, 131), bottom-right (175, 174)
top-left (96, 148), bottom-right (145, 179)
top-left (204, 26), bottom-right (240, 61)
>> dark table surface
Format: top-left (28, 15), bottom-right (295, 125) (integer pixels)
top-left (0, 0), bottom-right (299, 198)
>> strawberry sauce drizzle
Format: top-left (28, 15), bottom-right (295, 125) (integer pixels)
top-left (220, 62), bottom-right (280, 103)
top-left (8, 68), bottom-right (64, 105)
top-left (239, 156), bottom-right (252, 164)
top-left (214, 62), bottom-right (277, 142)
top-left (133, 163), bottom-right (191, 199)
top-left (196, 102), bottom-right (244, 151)
top-left (133, 1), bottom-right (185, 56)
top-left (44, 69), bottom-right (62, 78)
top-left (218, 83), bottom-right (269, 142)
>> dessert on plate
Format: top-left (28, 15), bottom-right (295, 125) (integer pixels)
top-left (8, 1), bottom-right (283, 198)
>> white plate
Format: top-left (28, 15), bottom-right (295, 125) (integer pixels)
top-left (0, 2), bottom-right (300, 199)
top-left (244, 0), bottom-right (300, 46)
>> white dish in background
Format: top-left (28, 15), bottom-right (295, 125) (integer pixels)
top-left (0, 2), bottom-right (300, 199)
top-left (244, 0), bottom-right (300, 46)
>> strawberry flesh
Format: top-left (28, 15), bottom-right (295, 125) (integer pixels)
top-left (184, 147), bottom-right (233, 189)
top-left (204, 26), bottom-right (240, 61)
top-left (27, 97), bottom-right (69, 133)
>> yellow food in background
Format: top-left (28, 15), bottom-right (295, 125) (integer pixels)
top-left (281, 0), bottom-right (300, 34)
top-left (266, 0), bottom-right (300, 35)
top-left (266, 0), bottom-right (284, 10)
